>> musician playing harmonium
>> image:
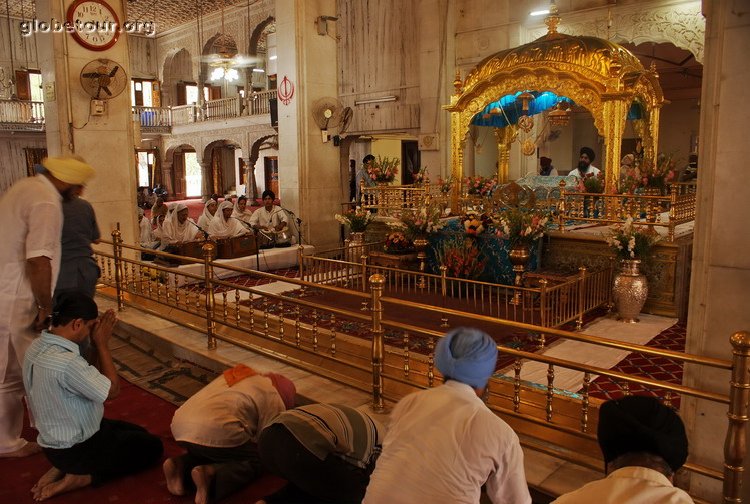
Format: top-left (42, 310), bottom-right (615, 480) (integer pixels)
top-left (249, 190), bottom-right (288, 233)
top-left (208, 201), bottom-right (252, 239)
top-left (161, 203), bottom-right (200, 245)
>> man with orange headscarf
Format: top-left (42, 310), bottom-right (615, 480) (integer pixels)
top-left (0, 156), bottom-right (95, 459)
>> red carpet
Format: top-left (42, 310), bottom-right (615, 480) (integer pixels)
top-left (0, 379), bottom-right (284, 504)
top-left (146, 198), bottom-right (273, 222)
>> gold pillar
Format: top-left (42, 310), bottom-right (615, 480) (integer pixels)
top-left (450, 111), bottom-right (464, 211)
top-left (494, 126), bottom-right (517, 183)
top-left (602, 99), bottom-right (628, 193)
top-left (649, 107), bottom-right (660, 161)
top-left (369, 273), bottom-right (386, 412)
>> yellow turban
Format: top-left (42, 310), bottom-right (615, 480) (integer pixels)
top-left (42, 156), bottom-right (95, 185)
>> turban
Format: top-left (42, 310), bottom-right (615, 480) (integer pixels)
top-left (42, 156), bottom-right (95, 185)
top-left (598, 395), bottom-right (688, 473)
top-left (540, 156), bottom-right (552, 168)
top-left (579, 147), bottom-right (596, 162)
top-left (265, 373), bottom-right (296, 409)
top-left (435, 327), bottom-right (498, 389)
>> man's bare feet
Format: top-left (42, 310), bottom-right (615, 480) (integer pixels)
top-left (191, 465), bottom-right (216, 504)
top-left (0, 441), bottom-right (42, 458)
top-left (163, 457), bottom-right (187, 496)
top-left (31, 467), bottom-right (64, 499)
top-left (35, 473), bottom-right (92, 501)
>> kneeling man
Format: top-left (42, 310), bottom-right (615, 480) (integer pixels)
top-left (23, 293), bottom-right (163, 501)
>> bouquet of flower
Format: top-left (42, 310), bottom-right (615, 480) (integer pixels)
top-left (437, 175), bottom-right (455, 194)
top-left (577, 172), bottom-right (605, 193)
top-left (367, 156), bottom-right (400, 183)
top-left (384, 232), bottom-right (412, 253)
top-left (435, 237), bottom-right (487, 279)
top-left (413, 167), bottom-right (430, 186)
top-left (464, 175), bottom-right (498, 197)
top-left (461, 211), bottom-right (492, 236)
top-left (334, 207), bottom-right (373, 232)
top-left (639, 154), bottom-right (677, 190)
top-left (619, 167), bottom-right (641, 194)
top-left (389, 205), bottom-right (444, 240)
top-left (605, 216), bottom-right (660, 260)
top-left (493, 208), bottom-right (550, 246)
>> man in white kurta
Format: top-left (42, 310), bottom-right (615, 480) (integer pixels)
top-left (0, 156), bottom-right (95, 458)
top-left (363, 328), bottom-right (531, 504)
top-left (248, 190), bottom-right (288, 232)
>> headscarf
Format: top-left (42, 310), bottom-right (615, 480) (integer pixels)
top-left (621, 154), bottom-right (635, 168)
top-left (232, 197), bottom-right (252, 223)
top-left (434, 327), bottom-right (498, 389)
top-left (163, 203), bottom-right (197, 243)
top-left (42, 156), bottom-right (95, 185)
top-left (580, 147), bottom-right (596, 162)
top-left (598, 395), bottom-right (688, 473)
top-left (198, 199), bottom-right (217, 229)
top-left (208, 201), bottom-right (247, 238)
top-left (264, 372), bottom-right (296, 409)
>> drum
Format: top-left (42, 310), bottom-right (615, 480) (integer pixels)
top-left (217, 234), bottom-right (258, 259)
top-left (274, 229), bottom-right (292, 247)
top-left (257, 230), bottom-right (275, 249)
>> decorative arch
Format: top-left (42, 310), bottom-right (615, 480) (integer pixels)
top-left (162, 48), bottom-right (194, 107)
top-left (248, 16), bottom-right (275, 56)
top-left (164, 143), bottom-right (199, 199)
top-left (203, 139), bottom-right (243, 197)
top-left (246, 133), bottom-right (278, 199)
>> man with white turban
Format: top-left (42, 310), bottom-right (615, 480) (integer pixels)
top-left (364, 327), bottom-right (531, 504)
top-left (208, 201), bottom-right (250, 239)
top-left (0, 156), bottom-right (95, 458)
top-left (162, 203), bottom-right (199, 245)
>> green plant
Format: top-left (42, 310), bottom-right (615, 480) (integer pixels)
top-left (367, 156), bottom-right (400, 183)
top-left (388, 205), bottom-right (444, 241)
top-left (334, 207), bottom-right (373, 232)
top-left (605, 216), bottom-right (660, 260)
top-left (435, 237), bottom-right (487, 279)
top-left (493, 208), bottom-right (550, 246)
top-left (437, 175), bottom-right (455, 194)
top-left (577, 172), bottom-right (605, 193)
top-left (464, 175), bottom-right (498, 197)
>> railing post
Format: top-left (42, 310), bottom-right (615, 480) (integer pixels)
top-left (111, 224), bottom-right (125, 311)
top-left (203, 241), bottom-right (217, 350)
top-left (724, 331), bottom-right (750, 503)
top-left (668, 187), bottom-right (678, 242)
top-left (440, 265), bottom-right (449, 327)
top-left (576, 266), bottom-right (587, 330)
top-left (538, 278), bottom-right (547, 348)
top-left (369, 273), bottom-right (386, 412)
top-left (297, 244), bottom-right (305, 283)
top-left (557, 180), bottom-right (567, 232)
top-left (360, 254), bottom-right (369, 310)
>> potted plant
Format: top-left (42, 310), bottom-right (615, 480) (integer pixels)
top-left (335, 207), bottom-right (373, 244)
top-left (384, 231), bottom-right (412, 254)
top-left (638, 154), bottom-right (677, 194)
top-left (605, 217), bottom-right (661, 322)
top-left (389, 205), bottom-right (444, 241)
top-left (437, 175), bottom-right (455, 194)
top-left (493, 207), bottom-right (550, 292)
top-left (435, 237), bottom-right (487, 280)
top-left (464, 175), bottom-right (498, 197)
top-left (367, 156), bottom-right (400, 184)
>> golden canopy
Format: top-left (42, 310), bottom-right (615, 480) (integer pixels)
top-left (446, 13), bottom-right (665, 193)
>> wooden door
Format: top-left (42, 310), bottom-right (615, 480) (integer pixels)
top-left (264, 156), bottom-right (279, 196)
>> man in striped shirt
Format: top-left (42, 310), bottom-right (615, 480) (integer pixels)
top-left (256, 403), bottom-right (384, 503)
top-left (22, 293), bottom-right (163, 501)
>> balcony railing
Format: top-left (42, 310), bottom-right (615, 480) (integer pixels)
top-left (0, 99), bottom-right (45, 131)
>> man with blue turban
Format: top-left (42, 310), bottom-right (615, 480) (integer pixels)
top-left (364, 327), bottom-right (531, 504)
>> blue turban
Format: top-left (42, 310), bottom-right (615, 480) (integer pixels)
top-left (435, 327), bottom-right (498, 389)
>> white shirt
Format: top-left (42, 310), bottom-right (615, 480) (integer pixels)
top-left (0, 175), bottom-right (62, 375)
top-left (552, 466), bottom-right (694, 504)
top-left (569, 165), bottom-right (600, 178)
top-left (207, 214), bottom-right (248, 239)
top-left (162, 215), bottom-right (199, 244)
top-left (171, 374), bottom-right (286, 447)
top-left (364, 381), bottom-right (531, 504)
top-left (249, 205), bottom-right (288, 230)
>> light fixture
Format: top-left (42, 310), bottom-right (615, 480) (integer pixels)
top-left (269, 55), bottom-right (277, 61)
top-left (252, 68), bottom-right (265, 73)
top-left (354, 95), bottom-right (398, 106)
top-left (517, 91), bottom-right (535, 113)
top-left (530, 9), bottom-right (550, 16)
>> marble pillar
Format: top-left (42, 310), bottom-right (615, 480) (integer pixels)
top-left (200, 161), bottom-right (212, 198)
top-left (37, 0), bottom-right (138, 247)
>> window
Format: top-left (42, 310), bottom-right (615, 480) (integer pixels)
top-left (29, 72), bottom-right (43, 102)
top-left (131, 78), bottom-right (157, 107)
top-left (136, 150), bottom-right (155, 187)
top-left (184, 152), bottom-right (202, 197)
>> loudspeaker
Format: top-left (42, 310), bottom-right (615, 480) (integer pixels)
top-left (269, 97), bottom-right (278, 127)
top-left (333, 135), bottom-right (341, 146)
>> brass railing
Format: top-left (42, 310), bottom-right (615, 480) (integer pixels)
top-left (96, 234), bottom-right (746, 503)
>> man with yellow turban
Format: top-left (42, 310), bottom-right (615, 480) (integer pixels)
top-left (0, 156), bottom-right (95, 458)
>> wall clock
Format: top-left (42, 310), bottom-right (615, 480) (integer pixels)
top-left (66, 0), bottom-right (120, 51)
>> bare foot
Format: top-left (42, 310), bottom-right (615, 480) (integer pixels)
top-left (191, 465), bottom-right (216, 504)
top-left (0, 441), bottom-right (42, 458)
top-left (35, 473), bottom-right (92, 501)
top-left (31, 467), bottom-right (64, 499)
top-left (163, 457), bottom-right (187, 496)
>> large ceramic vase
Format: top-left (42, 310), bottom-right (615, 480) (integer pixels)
top-left (613, 259), bottom-right (648, 323)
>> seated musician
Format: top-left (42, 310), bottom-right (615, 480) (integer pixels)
top-left (249, 190), bottom-right (288, 233)
top-left (232, 195), bottom-right (253, 224)
top-left (208, 201), bottom-right (251, 239)
top-left (197, 199), bottom-right (218, 232)
top-left (162, 203), bottom-right (200, 246)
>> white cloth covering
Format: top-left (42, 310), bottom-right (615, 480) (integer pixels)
top-left (363, 381), bottom-right (531, 504)
top-left (161, 203), bottom-right (199, 245)
top-left (569, 165), bottom-right (601, 178)
top-left (197, 200), bottom-right (218, 231)
top-left (249, 205), bottom-right (288, 230)
top-left (139, 214), bottom-right (157, 247)
top-left (552, 466), bottom-right (694, 504)
top-left (171, 374), bottom-right (286, 447)
top-left (0, 174), bottom-right (63, 454)
top-left (208, 201), bottom-right (249, 239)
top-left (231, 198), bottom-right (253, 224)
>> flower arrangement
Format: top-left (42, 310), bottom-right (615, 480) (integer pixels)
top-left (639, 154), bottom-right (677, 190)
top-left (464, 175), bottom-right (498, 197)
top-left (577, 172), bottom-right (605, 193)
top-left (367, 156), bottom-right (400, 183)
top-left (413, 167), bottom-right (430, 186)
top-left (493, 208), bottom-right (550, 246)
top-left (605, 216), bottom-right (660, 260)
top-left (334, 207), bottom-right (373, 232)
top-left (389, 205), bottom-right (444, 240)
top-left (437, 175), bottom-right (455, 194)
top-left (461, 211), bottom-right (492, 236)
top-left (435, 237), bottom-right (487, 279)
top-left (384, 232), bottom-right (412, 253)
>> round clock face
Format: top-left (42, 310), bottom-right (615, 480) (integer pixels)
top-left (66, 0), bottom-right (120, 51)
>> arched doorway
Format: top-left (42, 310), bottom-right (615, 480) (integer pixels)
top-left (165, 143), bottom-right (200, 199)
top-left (203, 140), bottom-right (243, 197)
top-left (162, 48), bottom-right (195, 107)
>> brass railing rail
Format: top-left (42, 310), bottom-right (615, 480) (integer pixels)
top-left (95, 236), bottom-right (745, 502)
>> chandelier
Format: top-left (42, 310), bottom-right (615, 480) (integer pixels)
top-left (210, 66), bottom-right (239, 82)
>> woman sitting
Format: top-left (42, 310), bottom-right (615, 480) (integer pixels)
top-left (208, 201), bottom-right (250, 239)
top-left (197, 199), bottom-right (218, 232)
top-left (162, 203), bottom-right (200, 246)
top-left (232, 195), bottom-right (253, 224)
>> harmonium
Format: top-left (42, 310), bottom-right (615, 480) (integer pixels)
top-left (155, 241), bottom-right (204, 266)
top-left (217, 234), bottom-right (258, 259)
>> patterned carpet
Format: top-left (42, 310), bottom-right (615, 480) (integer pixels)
top-left (185, 267), bottom-right (300, 294)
